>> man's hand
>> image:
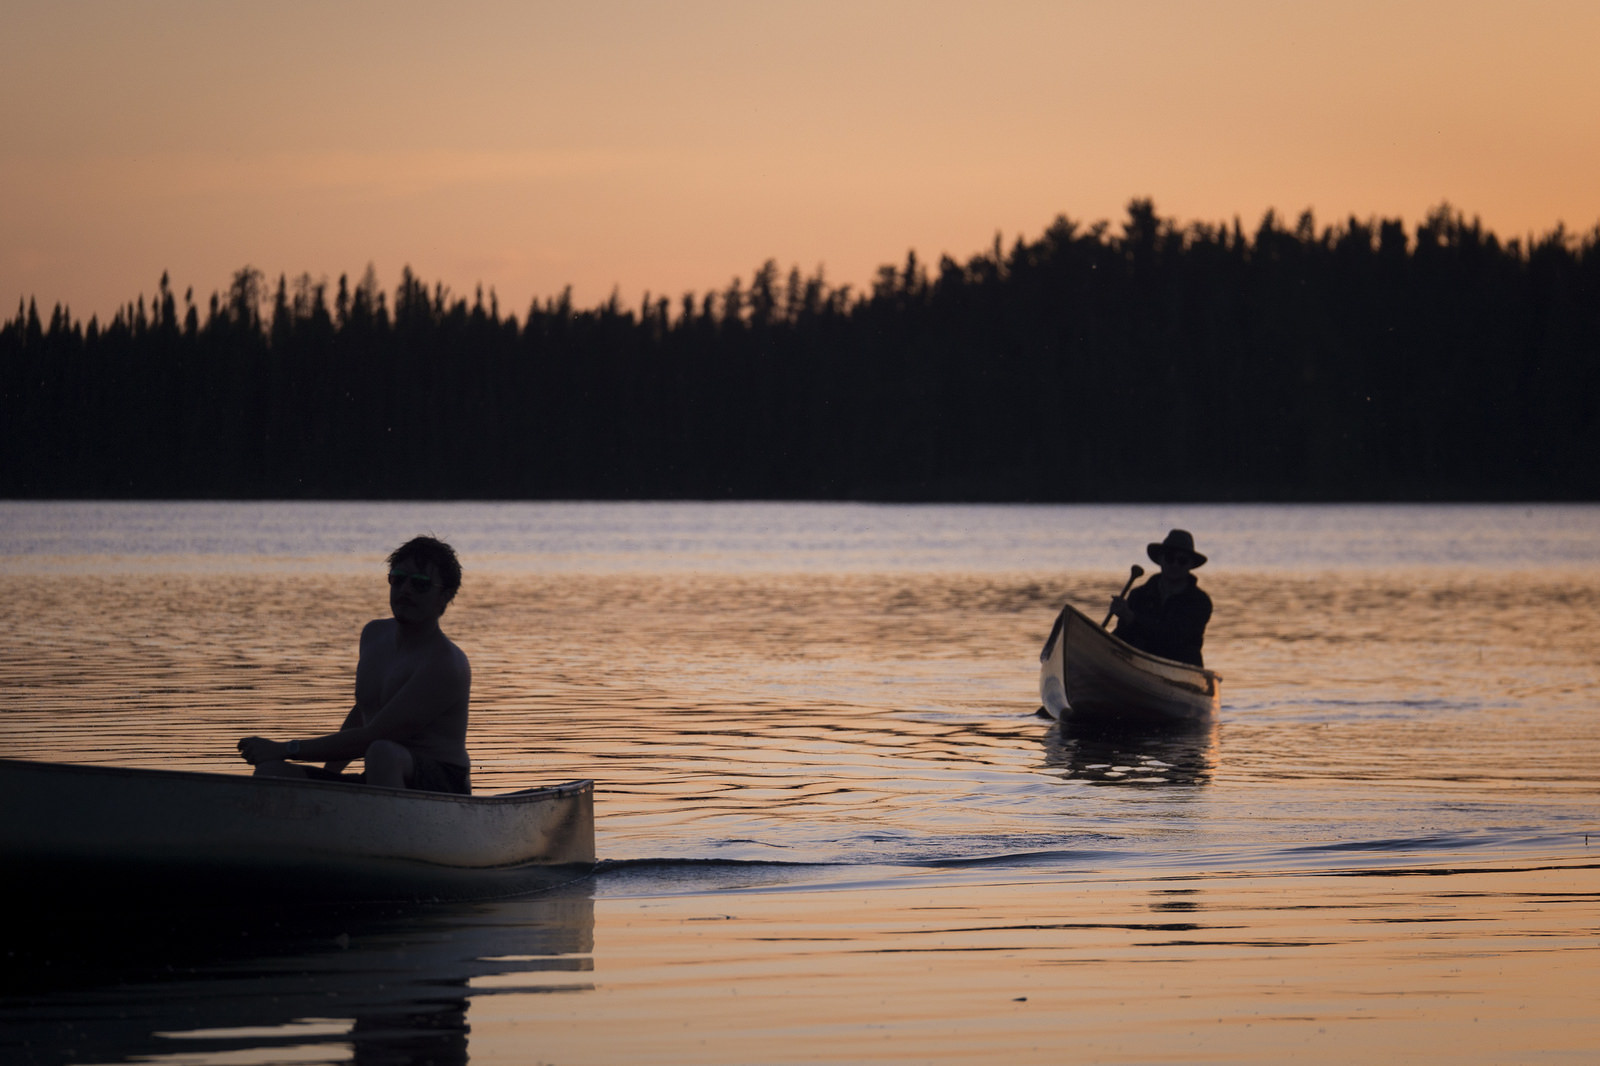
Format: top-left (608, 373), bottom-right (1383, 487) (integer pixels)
top-left (237, 736), bottom-right (290, 764)
top-left (1107, 596), bottom-right (1135, 624)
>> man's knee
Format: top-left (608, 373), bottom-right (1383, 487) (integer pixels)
top-left (363, 740), bottom-right (413, 786)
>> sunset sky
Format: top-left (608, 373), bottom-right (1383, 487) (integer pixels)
top-left (5, 0), bottom-right (1598, 323)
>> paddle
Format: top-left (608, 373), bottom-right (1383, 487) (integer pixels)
top-left (1100, 564), bottom-right (1144, 628)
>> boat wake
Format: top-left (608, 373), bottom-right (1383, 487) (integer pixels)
top-left (587, 824), bottom-right (1588, 896)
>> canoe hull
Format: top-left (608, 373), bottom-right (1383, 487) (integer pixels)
top-left (1039, 604), bottom-right (1221, 724)
top-left (0, 759), bottom-right (595, 904)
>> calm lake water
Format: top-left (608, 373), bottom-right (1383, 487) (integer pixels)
top-left (2, 501), bottom-right (1598, 1064)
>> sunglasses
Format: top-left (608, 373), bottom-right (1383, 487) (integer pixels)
top-left (388, 570), bottom-right (436, 592)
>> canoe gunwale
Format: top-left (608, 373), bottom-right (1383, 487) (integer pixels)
top-left (0, 756), bottom-right (591, 806)
top-left (1043, 604), bottom-right (1222, 684)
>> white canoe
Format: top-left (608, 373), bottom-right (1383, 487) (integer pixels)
top-left (1038, 604), bottom-right (1221, 724)
top-left (0, 758), bottom-right (595, 904)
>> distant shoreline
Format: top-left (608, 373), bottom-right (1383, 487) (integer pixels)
top-left (5, 202), bottom-right (1596, 502)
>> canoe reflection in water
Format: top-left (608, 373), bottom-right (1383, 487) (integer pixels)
top-left (1041, 719), bottom-right (1217, 787)
top-left (0, 884), bottom-right (594, 1066)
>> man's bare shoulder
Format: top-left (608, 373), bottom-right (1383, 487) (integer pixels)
top-left (434, 634), bottom-right (471, 680)
top-left (359, 618), bottom-right (397, 646)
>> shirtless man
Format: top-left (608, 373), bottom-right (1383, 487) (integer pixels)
top-left (237, 535), bottom-right (472, 794)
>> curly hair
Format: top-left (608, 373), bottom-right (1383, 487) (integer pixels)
top-left (388, 535), bottom-right (463, 604)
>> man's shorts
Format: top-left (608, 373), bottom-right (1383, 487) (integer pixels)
top-left (410, 752), bottom-right (472, 795)
top-left (299, 751), bottom-right (471, 795)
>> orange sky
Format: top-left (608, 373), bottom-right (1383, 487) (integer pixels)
top-left (5, 0), bottom-right (1598, 323)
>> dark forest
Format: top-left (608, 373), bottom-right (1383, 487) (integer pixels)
top-left (4, 200), bottom-right (1597, 501)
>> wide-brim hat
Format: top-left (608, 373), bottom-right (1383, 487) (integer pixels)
top-left (1147, 528), bottom-right (1206, 568)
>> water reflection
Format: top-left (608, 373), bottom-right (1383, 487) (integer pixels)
top-left (1148, 886), bottom-right (1204, 912)
top-left (0, 884), bottom-right (594, 1065)
top-left (1041, 719), bottom-right (1217, 787)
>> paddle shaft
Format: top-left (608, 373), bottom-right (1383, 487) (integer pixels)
top-left (1100, 564), bottom-right (1144, 628)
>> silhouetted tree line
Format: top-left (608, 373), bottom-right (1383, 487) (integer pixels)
top-left (4, 201), bottom-right (1598, 500)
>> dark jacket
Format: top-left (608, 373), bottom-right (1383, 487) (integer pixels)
top-left (1113, 575), bottom-right (1212, 667)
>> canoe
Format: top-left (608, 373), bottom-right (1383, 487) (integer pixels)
top-left (0, 758), bottom-right (595, 905)
top-left (1038, 604), bottom-right (1221, 724)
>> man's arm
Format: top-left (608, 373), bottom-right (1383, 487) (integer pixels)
top-left (320, 704), bottom-right (366, 773)
top-left (1111, 582), bottom-right (1158, 643)
top-left (240, 647), bottom-right (468, 766)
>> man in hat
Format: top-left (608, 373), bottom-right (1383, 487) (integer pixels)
top-left (1107, 529), bottom-right (1212, 667)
